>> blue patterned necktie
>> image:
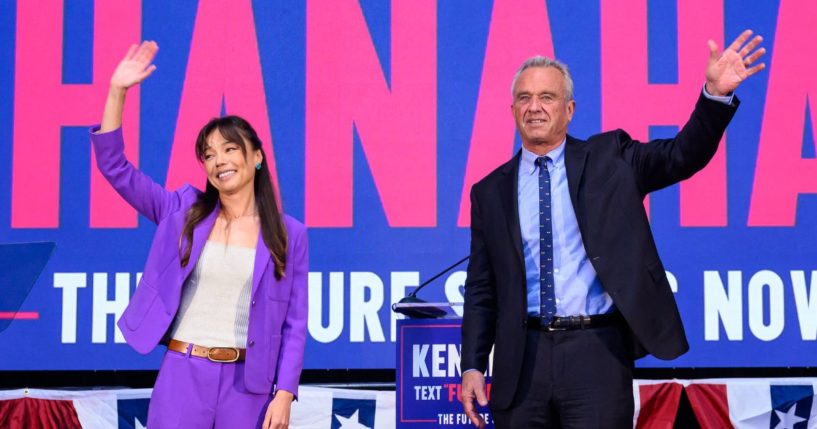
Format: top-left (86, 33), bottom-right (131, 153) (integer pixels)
top-left (535, 156), bottom-right (557, 326)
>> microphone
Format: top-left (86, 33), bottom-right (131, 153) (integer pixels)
top-left (391, 255), bottom-right (469, 319)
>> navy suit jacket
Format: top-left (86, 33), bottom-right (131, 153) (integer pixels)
top-left (461, 93), bottom-right (738, 409)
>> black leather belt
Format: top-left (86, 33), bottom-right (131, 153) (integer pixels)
top-left (526, 312), bottom-right (623, 331)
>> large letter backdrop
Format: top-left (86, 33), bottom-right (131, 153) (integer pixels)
top-left (1, 0), bottom-right (815, 370)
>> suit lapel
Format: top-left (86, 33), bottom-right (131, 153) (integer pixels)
top-left (500, 150), bottom-right (525, 272)
top-left (184, 204), bottom-right (219, 280)
top-left (564, 136), bottom-right (587, 217)
top-left (251, 229), bottom-right (271, 297)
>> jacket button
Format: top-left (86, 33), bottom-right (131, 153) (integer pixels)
top-left (251, 300), bottom-right (256, 306)
top-left (249, 340), bottom-right (255, 346)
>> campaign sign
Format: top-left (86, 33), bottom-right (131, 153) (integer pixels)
top-left (396, 319), bottom-right (493, 428)
top-left (2, 0), bottom-right (817, 371)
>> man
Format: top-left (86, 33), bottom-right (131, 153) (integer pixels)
top-left (460, 30), bottom-right (765, 428)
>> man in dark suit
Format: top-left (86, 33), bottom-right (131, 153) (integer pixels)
top-left (460, 30), bottom-right (766, 428)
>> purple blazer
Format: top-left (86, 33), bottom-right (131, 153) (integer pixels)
top-left (90, 127), bottom-right (308, 396)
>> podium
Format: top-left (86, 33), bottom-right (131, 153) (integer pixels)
top-left (394, 302), bottom-right (494, 428)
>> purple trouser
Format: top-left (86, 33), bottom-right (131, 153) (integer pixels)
top-left (148, 348), bottom-right (272, 428)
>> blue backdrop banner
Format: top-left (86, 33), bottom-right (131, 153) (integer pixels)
top-left (1, 0), bottom-right (815, 370)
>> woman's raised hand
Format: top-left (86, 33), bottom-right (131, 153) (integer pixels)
top-left (99, 41), bottom-right (158, 132)
top-left (110, 41), bottom-right (158, 90)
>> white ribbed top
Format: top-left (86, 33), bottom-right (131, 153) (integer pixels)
top-left (170, 241), bottom-right (255, 348)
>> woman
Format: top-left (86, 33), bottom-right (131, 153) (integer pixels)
top-left (91, 41), bottom-right (308, 429)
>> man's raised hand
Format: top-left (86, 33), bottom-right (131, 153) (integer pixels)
top-left (705, 29), bottom-right (766, 96)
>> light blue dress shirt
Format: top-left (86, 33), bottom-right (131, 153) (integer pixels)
top-left (518, 143), bottom-right (613, 316)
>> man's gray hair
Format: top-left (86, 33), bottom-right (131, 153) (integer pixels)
top-left (511, 56), bottom-right (574, 101)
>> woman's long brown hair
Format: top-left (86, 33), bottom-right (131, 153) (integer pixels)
top-left (179, 116), bottom-right (288, 279)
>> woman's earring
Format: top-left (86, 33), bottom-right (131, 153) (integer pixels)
top-left (255, 162), bottom-right (262, 170)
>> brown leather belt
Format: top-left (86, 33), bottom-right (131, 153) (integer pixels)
top-left (526, 312), bottom-right (623, 331)
top-left (167, 339), bottom-right (246, 363)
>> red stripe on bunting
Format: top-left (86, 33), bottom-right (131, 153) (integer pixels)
top-left (636, 382), bottom-right (683, 429)
top-left (0, 397), bottom-right (82, 429)
top-left (685, 384), bottom-right (732, 429)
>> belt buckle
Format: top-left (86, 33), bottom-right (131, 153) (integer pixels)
top-left (207, 347), bottom-right (240, 363)
top-left (545, 317), bottom-right (567, 331)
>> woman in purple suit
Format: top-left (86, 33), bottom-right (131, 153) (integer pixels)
top-left (91, 41), bottom-right (308, 429)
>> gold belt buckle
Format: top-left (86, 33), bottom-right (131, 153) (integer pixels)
top-left (207, 347), bottom-right (240, 363)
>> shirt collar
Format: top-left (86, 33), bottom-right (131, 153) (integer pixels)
top-left (520, 138), bottom-right (566, 175)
